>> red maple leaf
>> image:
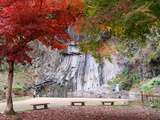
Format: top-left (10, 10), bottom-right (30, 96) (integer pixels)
top-left (0, 0), bottom-right (83, 63)
top-left (0, 0), bottom-right (83, 114)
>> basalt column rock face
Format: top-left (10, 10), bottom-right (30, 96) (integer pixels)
top-left (32, 43), bottom-right (127, 98)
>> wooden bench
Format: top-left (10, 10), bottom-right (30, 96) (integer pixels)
top-left (101, 101), bottom-right (114, 106)
top-left (71, 101), bottom-right (85, 106)
top-left (31, 103), bottom-right (49, 110)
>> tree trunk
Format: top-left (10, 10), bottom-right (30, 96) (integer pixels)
top-left (0, 64), bottom-right (2, 72)
top-left (4, 61), bottom-right (15, 115)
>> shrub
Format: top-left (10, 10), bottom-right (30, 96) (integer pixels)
top-left (13, 82), bottom-right (25, 93)
top-left (109, 68), bottom-right (141, 90)
top-left (141, 76), bottom-right (160, 92)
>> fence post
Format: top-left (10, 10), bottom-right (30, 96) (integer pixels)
top-left (141, 91), bottom-right (144, 105)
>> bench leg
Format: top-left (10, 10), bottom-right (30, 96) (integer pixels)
top-left (44, 104), bottom-right (48, 109)
top-left (82, 102), bottom-right (85, 106)
top-left (102, 102), bottom-right (105, 106)
top-left (111, 102), bottom-right (114, 106)
top-left (33, 105), bottom-right (37, 110)
top-left (71, 103), bottom-right (74, 106)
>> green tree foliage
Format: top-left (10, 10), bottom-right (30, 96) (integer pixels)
top-left (85, 0), bottom-right (160, 39)
top-left (82, 0), bottom-right (160, 58)
top-left (85, 0), bottom-right (118, 16)
top-left (79, 40), bottom-right (100, 59)
top-left (141, 76), bottom-right (160, 92)
top-left (109, 68), bottom-right (141, 90)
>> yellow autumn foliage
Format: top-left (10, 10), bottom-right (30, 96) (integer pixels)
top-left (99, 24), bottom-right (112, 32)
top-left (113, 25), bottom-right (125, 37)
top-left (97, 42), bottom-right (117, 57)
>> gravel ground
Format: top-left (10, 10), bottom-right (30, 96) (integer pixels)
top-left (0, 107), bottom-right (159, 120)
top-left (0, 97), bottom-right (129, 112)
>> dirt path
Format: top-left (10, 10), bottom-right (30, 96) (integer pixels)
top-left (0, 97), bottom-right (129, 112)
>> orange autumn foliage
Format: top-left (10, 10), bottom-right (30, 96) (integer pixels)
top-left (0, 0), bottom-right (83, 63)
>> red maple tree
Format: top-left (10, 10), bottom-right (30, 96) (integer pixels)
top-left (0, 0), bottom-right (83, 114)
